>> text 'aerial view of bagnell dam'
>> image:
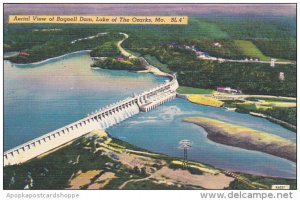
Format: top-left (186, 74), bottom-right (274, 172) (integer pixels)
top-left (3, 4), bottom-right (296, 190)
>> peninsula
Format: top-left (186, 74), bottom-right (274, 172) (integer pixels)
top-left (183, 117), bottom-right (296, 162)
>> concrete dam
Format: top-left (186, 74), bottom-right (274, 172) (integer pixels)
top-left (4, 75), bottom-right (179, 166)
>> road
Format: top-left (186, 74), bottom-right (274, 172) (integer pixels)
top-left (206, 93), bottom-right (296, 101)
top-left (198, 54), bottom-right (295, 65)
top-left (117, 33), bottom-right (136, 59)
top-left (117, 33), bottom-right (170, 77)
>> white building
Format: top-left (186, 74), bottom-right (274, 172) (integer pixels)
top-left (270, 58), bottom-right (276, 67)
top-left (213, 42), bottom-right (222, 48)
top-left (279, 72), bottom-right (285, 81)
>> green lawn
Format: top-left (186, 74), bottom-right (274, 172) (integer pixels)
top-left (234, 40), bottom-right (269, 61)
top-left (176, 86), bottom-right (215, 94)
top-left (185, 18), bottom-right (229, 39)
top-left (144, 54), bottom-right (171, 73)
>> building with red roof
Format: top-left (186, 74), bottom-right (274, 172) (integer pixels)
top-left (19, 52), bottom-right (30, 56)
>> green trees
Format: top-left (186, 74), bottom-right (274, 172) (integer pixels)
top-left (133, 44), bottom-right (296, 97)
top-left (5, 26), bottom-right (123, 64)
top-left (91, 58), bottom-right (144, 71)
top-left (184, 38), bottom-right (244, 59)
top-left (253, 38), bottom-right (296, 61)
top-left (264, 107), bottom-right (296, 126)
top-left (90, 41), bottom-right (121, 57)
top-left (4, 17), bottom-right (296, 97)
top-left (4, 44), bottom-right (12, 52)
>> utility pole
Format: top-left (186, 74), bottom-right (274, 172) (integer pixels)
top-left (179, 139), bottom-right (192, 169)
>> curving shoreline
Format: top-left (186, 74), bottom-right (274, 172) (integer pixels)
top-left (5, 33), bottom-right (296, 180)
top-left (116, 33), bottom-right (171, 78)
top-left (8, 50), bottom-right (92, 67)
top-left (7, 32), bottom-right (171, 80)
top-left (183, 117), bottom-right (296, 162)
top-left (249, 112), bottom-right (296, 132)
top-left (4, 128), bottom-right (296, 189)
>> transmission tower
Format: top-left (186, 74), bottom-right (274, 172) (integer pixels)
top-left (179, 139), bottom-right (192, 169)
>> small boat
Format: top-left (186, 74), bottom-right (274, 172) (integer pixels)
top-left (225, 107), bottom-right (236, 111)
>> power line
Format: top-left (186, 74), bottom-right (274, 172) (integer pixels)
top-left (178, 139), bottom-right (192, 169)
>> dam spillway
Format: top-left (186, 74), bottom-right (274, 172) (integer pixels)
top-left (4, 76), bottom-right (179, 166)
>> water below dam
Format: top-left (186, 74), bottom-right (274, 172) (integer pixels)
top-left (108, 98), bottom-right (296, 178)
top-left (4, 51), bottom-right (296, 178)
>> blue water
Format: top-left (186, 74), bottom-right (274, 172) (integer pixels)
top-left (108, 98), bottom-right (296, 178)
top-left (4, 51), bottom-right (296, 178)
top-left (4, 51), bottom-right (167, 150)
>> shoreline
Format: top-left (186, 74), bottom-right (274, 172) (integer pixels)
top-left (3, 129), bottom-right (233, 189)
top-left (4, 129), bottom-right (295, 190)
top-left (176, 92), bottom-right (296, 132)
top-left (5, 34), bottom-right (296, 182)
top-left (116, 33), bottom-right (171, 78)
top-left (138, 67), bottom-right (170, 78)
top-left (6, 50), bottom-right (92, 66)
top-left (183, 117), bottom-right (296, 163)
top-left (249, 112), bottom-right (297, 132)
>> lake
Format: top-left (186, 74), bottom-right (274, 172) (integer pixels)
top-left (4, 51), bottom-right (167, 150)
top-left (4, 51), bottom-right (296, 178)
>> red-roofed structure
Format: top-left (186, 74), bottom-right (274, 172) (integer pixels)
top-left (19, 52), bottom-right (30, 56)
top-left (116, 57), bottom-right (124, 61)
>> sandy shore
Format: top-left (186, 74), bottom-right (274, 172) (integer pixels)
top-left (138, 67), bottom-right (169, 77)
top-left (183, 117), bottom-right (296, 162)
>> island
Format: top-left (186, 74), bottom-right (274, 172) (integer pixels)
top-left (183, 117), bottom-right (296, 162)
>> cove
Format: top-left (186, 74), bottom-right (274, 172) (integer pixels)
top-left (108, 98), bottom-right (296, 179)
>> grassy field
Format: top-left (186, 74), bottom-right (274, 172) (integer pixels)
top-left (188, 94), bottom-right (224, 107)
top-left (143, 54), bottom-right (171, 73)
top-left (229, 99), bottom-right (296, 113)
top-left (123, 48), bottom-right (141, 57)
top-left (245, 97), bottom-right (296, 103)
top-left (171, 160), bottom-right (218, 175)
top-left (177, 86), bottom-right (215, 94)
top-left (234, 97), bottom-right (296, 111)
top-left (263, 101), bottom-right (296, 108)
top-left (185, 18), bottom-right (229, 39)
top-left (234, 40), bottom-right (269, 61)
top-left (235, 102), bottom-right (270, 111)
